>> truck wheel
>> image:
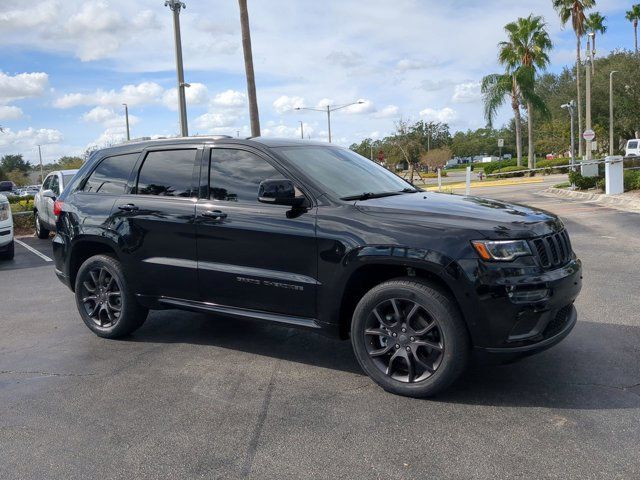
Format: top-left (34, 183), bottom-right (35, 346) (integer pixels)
top-left (0, 240), bottom-right (14, 260)
top-left (35, 213), bottom-right (50, 239)
top-left (351, 278), bottom-right (469, 398)
top-left (74, 254), bottom-right (148, 339)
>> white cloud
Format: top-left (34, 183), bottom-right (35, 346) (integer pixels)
top-left (0, 128), bottom-right (64, 159)
top-left (273, 95), bottom-right (305, 114)
top-left (0, 72), bottom-right (49, 103)
top-left (344, 99), bottom-right (375, 114)
top-left (162, 83), bottom-right (210, 111)
top-left (0, 106), bottom-right (24, 120)
top-left (373, 105), bottom-right (400, 119)
top-left (194, 112), bottom-right (240, 131)
top-left (262, 121), bottom-right (315, 139)
top-left (452, 82), bottom-right (481, 103)
top-left (396, 59), bottom-right (427, 71)
top-left (315, 98), bottom-right (335, 109)
top-left (82, 106), bottom-right (139, 129)
top-left (419, 107), bottom-right (458, 123)
top-left (212, 89), bottom-right (246, 108)
top-left (55, 82), bottom-right (164, 109)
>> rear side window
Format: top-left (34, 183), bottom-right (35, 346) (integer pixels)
top-left (42, 175), bottom-right (53, 190)
top-left (209, 149), bottom-right (283, 202)
top-left (83, 153), bottom-right (138, 194)
top-left (50, 176), bottom-right (60, 195)
top-left (136, 149), bottom-right (196, 197)
top-left (628, 141), bottom-right (638, 149)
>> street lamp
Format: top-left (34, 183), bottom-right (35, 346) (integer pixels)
top-left (165, 0), bottom-right (188, 137)
top-left (122, 103), bottom-right (130, 141)
top-left (585, 32), bottom-right (595, 162)
top-left (561, 100), bottom-right (576, 170)
top-left (609, 71), bottom-right (618, 156)
top-left (295, 100), bottom-right (364, 143)
top-left (299, 121), bottom-right (304, 139)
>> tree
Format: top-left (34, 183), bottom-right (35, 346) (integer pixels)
top-left (586, 12), bottom-right (607, 73)
top-left (5, 169), bottom-right (28, 186)
top-left (626, 4), bottom-right (640, 54)
top-left (1, 154), bottom-right (31, 174)
top-left (238, 0), bottom-right (260, 137)
top-left (499, 15), bottom-right (552, 168)
top-left (553, 0), bottom-right (596, 158)
top-left (420, 147), bottom-right (452, 171)
top-left (388, 118), bottom-right (423, 181)
top-left (55, 156), bottom-right (84, 170)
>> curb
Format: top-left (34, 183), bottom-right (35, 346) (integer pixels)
top-left (545, 187), bottom-right (640, 212)
top-left (423, 178), bottom-right (543, 191)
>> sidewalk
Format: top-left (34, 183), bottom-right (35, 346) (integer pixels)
top-left (420, 176), bottom-right (544, 191)
top-left (545, 187), bottom-right (640, 213)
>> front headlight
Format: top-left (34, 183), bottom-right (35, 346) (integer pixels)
top-left (472, 239), bottom-right (532, 261)
top-left (0, 203), bottom-right (9, 222)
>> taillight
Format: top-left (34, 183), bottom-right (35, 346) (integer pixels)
top-left (53, 200), bottom-right (63, 217)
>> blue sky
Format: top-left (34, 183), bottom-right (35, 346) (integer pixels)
top-left (0, 0), bottom-right (636, 164)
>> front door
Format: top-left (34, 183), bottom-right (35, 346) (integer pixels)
top-left (110, 146), bottom-right (200, 301)
top-left (196, 146), bottom-right (318, 319)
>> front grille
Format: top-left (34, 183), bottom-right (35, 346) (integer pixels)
top-left (543, 304), bottom-right (573, 337)
top-left (530, 229), bottom-right (573, 269)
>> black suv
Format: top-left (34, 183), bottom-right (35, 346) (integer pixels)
top-left (53, 137), bottom-right (582, 397)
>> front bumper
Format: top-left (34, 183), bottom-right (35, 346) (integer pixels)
top-left (0, 222), bottom-right (13, 248)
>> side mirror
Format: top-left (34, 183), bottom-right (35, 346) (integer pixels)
top-left (41, 189), bottom-right (56, 201)
top-left (258, 179), bottom-right (306, 208)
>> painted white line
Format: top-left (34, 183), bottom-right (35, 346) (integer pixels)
top-left (14, 238), bottom-right (53, 262)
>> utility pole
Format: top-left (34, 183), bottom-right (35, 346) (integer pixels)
top-left (299, 121), bottom-right (304, 139)
top-left (609, 71), bottom-right (618, 156)
top-left (37, 145), bottom-right (44, 184)
top-left (165, 0), bottom-right (188, 137)
top-left (238, 0), bottom-right (260, 137)
top-left (122, 103), bottom-right (130, 141)
top-left (295, 100), bottom-right (364, 143)
top-left (585, 34), bottom-right (594, 162)
top-left (562, 101), bottom-right (576, 170)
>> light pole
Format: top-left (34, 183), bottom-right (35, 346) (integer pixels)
top-left (165, 0), bottom-right (188, 137)
top-left (585, 33), bottom-right (594, 162)
top-left (295, 101), bottom-right (364, 143)
top-left (609, 70), bottom-right (618, 156)
top-left (561, 100), bottom-right (576, 170)
top-left (299, 121), bottom-right (304, 139)
top-left (37, 145), bottom-right (44, 184)
top-left (122, 103), bottom-right (130, 141)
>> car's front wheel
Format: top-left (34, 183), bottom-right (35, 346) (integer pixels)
top-left (74, 254), bottom-right (148, 338)
top-left (35, 212), bottom-right (50, 239)
top-left (351, 278), bottom-right (469, 398)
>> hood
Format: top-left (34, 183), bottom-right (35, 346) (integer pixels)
top-left (355, 192), bottom-right (563, 239)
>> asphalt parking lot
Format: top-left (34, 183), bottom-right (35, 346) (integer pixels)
top-left (1, 182), bottom-right (639, 479)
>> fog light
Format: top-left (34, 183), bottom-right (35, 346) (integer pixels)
top-left (508, 288), bottom-right (550, 303)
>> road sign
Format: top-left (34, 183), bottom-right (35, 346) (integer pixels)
top-left (582, 129), bottom-right (595, 141)
top-left (497, 138), bottom-right (504, 148)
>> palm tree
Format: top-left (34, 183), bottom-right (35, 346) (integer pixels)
top-left (238, 0), bottom-right (260, 137)
top-left (627, 4), bottom-right (640, 54)
top-left (553, 0), bottom-right (596, 158)
top-left (586, 12), bottom-right (607, 72)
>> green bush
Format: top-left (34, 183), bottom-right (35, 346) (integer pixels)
top-left (536, 158), bottom-right (572, 174)
top-left (482, 159), bottom-right (518, 175)
top-left (6, 194), bottom-right (34, 204)
top-left (494, 165), bottom-right (528, 178)
top-left (568, 171), bottom-right (600, 190)
top-left (12, 212), bottom-right (33, 231)
top-left (422, 171), bottom-right (448, 178)
top-left (624, 170), bottom-right (640, 191)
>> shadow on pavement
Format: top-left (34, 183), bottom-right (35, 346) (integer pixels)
top-left (130, 312), bottom-right (640, 410)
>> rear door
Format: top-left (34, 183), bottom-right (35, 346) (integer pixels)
top-left (47, 174), bottom-right (61, 228)
top-left (195, 146), bottom-right (318, 318)
top-left (111, 145), bottom-right (201, 301)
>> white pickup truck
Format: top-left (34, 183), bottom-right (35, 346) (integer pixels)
top-left (33, 169), bottom-right (78, 239)
top-left (0, 194), bottom-right (14, 260)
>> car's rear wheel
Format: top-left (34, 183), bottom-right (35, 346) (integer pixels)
top-left (74, 254), bottom-right (148, 338)
top-left (35, 213), bottom-right (49, 239)
top-left (0, 240), bottom-right (14, 260)
top-left (351, 278), bottom-right (469, 398)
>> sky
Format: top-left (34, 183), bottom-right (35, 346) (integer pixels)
top-left (0, 0), bottom-right (636, 164)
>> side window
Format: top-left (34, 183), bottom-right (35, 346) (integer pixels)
top-left (83, 153), bottom-right (138, 194)
top-left (209, 149), bottom-right (284, 202)
top-left (628, 141), bottom-right (638, 149)
top-left (50, 175), bottom-right (60, 196)
top-left (42, 175), bottom-right (52, 190)
top-left (136, 149), bottom-right (196, 197)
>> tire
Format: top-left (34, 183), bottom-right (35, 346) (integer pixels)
top-left (351, 278), bottom-right (469, 398)
top-left (35, 212), bottom-right (50, 239)
top-left (0, 240), bottom-right (14, 260)
top-left (74, 254), bottom-right (148, 339)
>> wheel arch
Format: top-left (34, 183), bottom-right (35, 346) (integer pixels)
top-left (68, 238), bottom-right (119, 292)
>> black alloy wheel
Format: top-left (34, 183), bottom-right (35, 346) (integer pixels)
top-left (79, 265), bottom-right (122, 328)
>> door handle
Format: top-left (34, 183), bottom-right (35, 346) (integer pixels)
top-left (201, 210), bottom-right (227, 220)
top-left (118, 203), bottom-right (139, 212)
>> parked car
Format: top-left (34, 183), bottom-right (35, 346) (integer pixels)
top-left (0, 181), bottom-right (16, 193)
top-left (0, 194), bottom-right (14, 260)
top-left (33, 169), bottom-right (78, 239)
top-left (624, 139), bottom-right (640, 157)
top-left (52, 137), bottom-right (582, 398)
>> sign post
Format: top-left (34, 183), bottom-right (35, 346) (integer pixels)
top-left (497, 138), bottom-right (504, 170)
top-left (581, 129), bottom-right (598, 177)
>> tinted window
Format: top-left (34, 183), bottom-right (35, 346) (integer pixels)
top-left (50, 176), bottom-right (60, 195)
top-left (209, 149), bottom-right (284, 202)
top-left (83, 154), bottom-right (138, 194)
top-left (0, 181), bottom-right (13, 192)
top-left (42, 175), bottom-right (53, 190)
top-left (628, 141), bottom-right (638, 149)
top-left (137, 149), bottom-right (196, 197)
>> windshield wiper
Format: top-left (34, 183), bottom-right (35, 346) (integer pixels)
top-left (400, 187), bottom-right (421, 193)
top-left (340, 191), bottom-right (403, 201)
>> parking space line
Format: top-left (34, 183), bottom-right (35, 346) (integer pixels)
top-left (14, 239), bottom-right (53, 262)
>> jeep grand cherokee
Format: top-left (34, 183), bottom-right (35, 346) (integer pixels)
top-left (52, 136), bottom-right (582, 397)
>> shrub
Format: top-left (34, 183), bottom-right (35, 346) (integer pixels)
top-left (536, 158), bottom-right (572, 174)
top-left (421, 171), bottom-right (448, 178)
top-left (482, 159), bottom-right (518, 175)
top-left (568, 171), bottom-right (600, 190)
top-left (494, 166), bottom-right (528, 178)
top-left (624, 170), bottom-right (640, 191)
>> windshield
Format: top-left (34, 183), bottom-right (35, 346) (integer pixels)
top-left (62, 174), bottom-right (76, 189)
top-left (275, 146), bottom-right (413, 199)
